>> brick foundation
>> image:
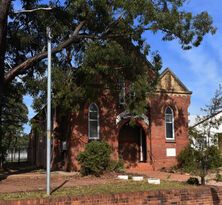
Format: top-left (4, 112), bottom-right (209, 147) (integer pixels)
top-left (1, 186), bottom-right (222, 205)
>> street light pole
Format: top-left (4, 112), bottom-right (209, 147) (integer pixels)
top-left (46, 27), bottom-right (52, 196)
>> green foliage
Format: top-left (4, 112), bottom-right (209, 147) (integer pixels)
top-left (0, 0), bottom-right (217, 168)
top-left (77, 141), bottom-right (112, 176)
top-left (177, 146), bottom-right (197, 173)
top-left (52, 67), bottom-right (86, 114)
top-left (178, 144), bottom-right (222, 178)
top-left (1, 82), bottom-right (28, 162)
top-left (177, 85), bottom-right (222, 185)
top-left (205, 145), bottom-right (222, 169)
top-left (186, 177), bottom-right (199, 185)
top-left (216, 170), bottom-right (222, 182)
top-left (108, 159), bottom-right (124, 173)
top-left (13, 0), bottom-right (216, 116)
top-left (8, 134), bottom-right (29, 150)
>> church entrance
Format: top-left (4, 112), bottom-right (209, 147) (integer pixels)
top-left (118, 123), bottom-right (147, 165)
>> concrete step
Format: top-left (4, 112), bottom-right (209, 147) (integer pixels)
top-left (126, 162), bottom-right (154, 173)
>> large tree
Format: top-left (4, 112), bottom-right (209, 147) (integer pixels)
top-left (1, 81), bottom-right (28, 166)
top-left (0, 0), bottom-right (216, 166)
top-left (178, 85), bottom-right (222, 185)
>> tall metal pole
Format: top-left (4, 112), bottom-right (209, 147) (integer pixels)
top-left (46, 27), bottom-right (52, 196)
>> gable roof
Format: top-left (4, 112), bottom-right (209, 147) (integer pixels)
top-left (156, 68), bottom-right (192, 95)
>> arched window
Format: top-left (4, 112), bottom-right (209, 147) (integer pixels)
top-left (88, 103), bottom-right (99, 139)
top-left (165, 107), bottom-right (174, 140)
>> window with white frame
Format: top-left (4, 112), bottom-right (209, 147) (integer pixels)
top-left (165, 107), bottom-right (174, 140)
top-left (88, 103), bottom-right (99, 139)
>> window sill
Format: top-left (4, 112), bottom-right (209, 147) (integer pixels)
top-left (166, 139), bottom-right (176, 143)
top-left (88, 138), bottom-right (100, 142)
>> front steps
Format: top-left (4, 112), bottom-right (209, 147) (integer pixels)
top-left (126, 162), bottom-right (154, 174)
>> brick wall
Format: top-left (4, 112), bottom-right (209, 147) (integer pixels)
top-left (150, 94), bottom-right (191, 170)
top-left (28, 88), bottom-right (191, 171)
top-left (2, 186), bottom-right (222, 205)
top-left (68, 93), bottom-right (191, 171)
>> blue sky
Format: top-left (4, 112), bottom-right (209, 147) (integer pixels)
top-left (144, 0), bottom-right (222, 117)
top-left (22, 0), bottom-right (222, 132)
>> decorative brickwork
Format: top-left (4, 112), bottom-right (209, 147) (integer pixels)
top-left (1, 186), bottom-right (221, 205)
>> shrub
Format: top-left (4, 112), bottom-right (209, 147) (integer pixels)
top-left (186, 177), bottom-right (199, 185)
top-left (216, 170), bottom-right (222, 182)
top-left (177, 146), bottom-right (197, 173)
top-left (108, 158), bottom-right (124, 173)
top-left (77, 141), bottom-right (112, 176)
top-left (178, 145), bottom-right (222, 172)
top-left (205, 145), bottom-right (222, 169)
top-left (177, 145), bottom-right (222, 185)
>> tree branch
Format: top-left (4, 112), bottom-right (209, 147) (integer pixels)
top-left (4, 21), bottom-right (132, 84)
top-left (14, 7), bottom-right (53, 14)
top-left (191, 110), bottom-right (222, 129)
top-left (4, 21), bottom-right (85, 84)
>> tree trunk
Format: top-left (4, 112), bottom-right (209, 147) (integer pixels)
top-left (0, 77), bottom-right (4, 167)
top-left (0, 0), bottom-right (10, 54)
top-left (11, 149), bottom-right (13, 162)
top-left (200, 159), bottom-right (207, 185)
top-left (0, 0), bottom-right (11, 168)
top-left (0, 97), bottom-right (3, 167)
top-left (18, 147), bottom-right (20, 164)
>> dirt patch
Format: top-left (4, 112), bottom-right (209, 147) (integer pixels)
top-left (0, 171), bottom-right (119, 193)
top-left (1, 162), bottom-right (221, 194)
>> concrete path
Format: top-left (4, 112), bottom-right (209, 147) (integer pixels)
top-left (126, 170), bottom-right (191, 182)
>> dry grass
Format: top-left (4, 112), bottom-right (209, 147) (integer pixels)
top-left (0, 180), bottom-right (195, 201)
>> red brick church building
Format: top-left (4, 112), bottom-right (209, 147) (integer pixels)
top-left (28, 68), bottom-right (191, 171)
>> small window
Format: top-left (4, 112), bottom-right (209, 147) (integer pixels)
top-left (165, 107), bottom-right (174, 140)
top-left (88, 103), bottom-right (99, 139)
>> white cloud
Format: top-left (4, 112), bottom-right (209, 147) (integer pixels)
top-left (164, 30), bottom-right (222, 115)
top-left (189, 115), bottom-right (197, 127)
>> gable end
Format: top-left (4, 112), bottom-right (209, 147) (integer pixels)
top-left (156, 68), bottom-right (192, 95)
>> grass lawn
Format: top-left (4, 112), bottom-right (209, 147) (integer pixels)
top-left (0, 180), bottom-right (195, 201)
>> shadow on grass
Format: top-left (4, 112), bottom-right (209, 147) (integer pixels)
top-left (0, 174), bottom-right (7, 181)
top-left (50, 180), bottom-right (69, 195)
top-left (0, 162), bottom-right (38, 181)
top-left (210, 187), bottom-right (220, 205)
